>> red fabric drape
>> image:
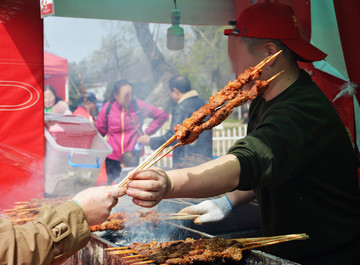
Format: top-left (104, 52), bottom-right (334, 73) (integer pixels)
top-left (333, 0), bottom-right (360, 188)
top-left (0, 0), bottom-right (44, 209)
top-left (333, 0), bottom-right (360, 102)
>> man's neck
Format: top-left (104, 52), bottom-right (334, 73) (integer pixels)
top-left (261, 65), bottom-right (300, 101)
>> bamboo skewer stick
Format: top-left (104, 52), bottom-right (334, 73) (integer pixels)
top-left (14, 201), bottom-right (31, 204)
top-left (234, 234), bottom-right (309, 250)
top-left (240, 234), bottom-right (308, 251)
top-left (9, 216), bottom-right (38, 221)
top-left (160, 214), bottom-right (200, 220)
top-left (233, 233), bottom-right (308, 244)
top-left (117, 135), bottom-right (177, 188)
top-left (108, 249), bottom-right (136, 255)
top-left (266, 70), bottom-right (284, 82)
top-left (157, 212), bottom-right (198, 216)
top-left (104, 246), bottom-right (130, 250)
top-left (144, 144), bottom-right (180, 169)
top-left (132, 260), bottom-right (155, 265)
top-left (251, 50), bottom-right (282, 74)
top-left (123, 255), bottom-right (142, 259)
top-left (232, 234), bottom-right (299, 244)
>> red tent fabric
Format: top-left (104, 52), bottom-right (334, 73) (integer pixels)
top-left (333, 0), bottom-right (360, 103)
top-left (0, 0), bottom-right (44, 209)
top-left (44, 51), bottom-right (68, 101)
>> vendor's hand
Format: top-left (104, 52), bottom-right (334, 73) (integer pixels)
top-left (73, 186), bottom-right (127, 226)
top-left (180, 196), bottom-right (233, 224)
top-left (126, 168), bottom-right (171, 208)
top-left (137, 135), bottom-right (151, 146)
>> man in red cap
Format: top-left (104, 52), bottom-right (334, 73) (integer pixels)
top-left (125, 2), bottom-right (360, 264)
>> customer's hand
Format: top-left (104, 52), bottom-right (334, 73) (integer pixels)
top-left (73, 186), bottom-right (127, 226)
top-left (126, 168), bottom-right (171, 208)
top-left (180, 196), bottom-right (233, 224)
top-left (137, 135), bottom-right (151, 146)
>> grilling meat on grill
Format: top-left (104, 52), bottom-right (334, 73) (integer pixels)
top-left (128, 237), bottom-right (243, 264)
top-left (89, 210), bottom-right (159, 232)
top-left (89, 213), bottom-right (125, 232)
top-left (2, 196), bottom-right (71, 225)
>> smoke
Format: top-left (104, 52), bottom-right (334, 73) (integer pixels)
top-left (0, 143), bottom-right (44, 209)
top-left (97, 196), bottom-right (202, 246)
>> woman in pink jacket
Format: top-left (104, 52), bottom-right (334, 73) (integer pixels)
top-left (96, 80), bottom-right (168, 184)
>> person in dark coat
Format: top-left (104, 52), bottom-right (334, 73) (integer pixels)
top-left (138, 75), bottom-right (212, 168)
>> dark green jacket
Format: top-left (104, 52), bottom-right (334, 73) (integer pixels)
top-left (228, 70), bottom-right (360, 265)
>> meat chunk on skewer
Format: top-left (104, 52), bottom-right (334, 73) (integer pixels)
top-left (180, 80), bottom-right (269, 146)
top-left (127, 237), bottom-right (243, 264)
top-left (174, 50), bottom-right (283, 144)
top-left (89, 210), bottom-right (160, 232)
top-left (174, 67), bottom-right (262, 142)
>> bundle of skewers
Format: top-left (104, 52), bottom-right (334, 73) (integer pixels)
top-left (105, 233), bottom-right (308, 264)
top-left (1, 199), bottom-right (200, 229)
top-left (1, 196), bottom-right (70, 225)
top-left (117, 51), bottom-right (284, 188)
top-left (89, 211), bottom-right (202, 232)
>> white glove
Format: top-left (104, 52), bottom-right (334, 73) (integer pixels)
top-left (180, 196), bottom-right (233, 224)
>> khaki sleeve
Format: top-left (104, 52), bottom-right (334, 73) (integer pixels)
top-left (0, 201), bottom-right (90, 265)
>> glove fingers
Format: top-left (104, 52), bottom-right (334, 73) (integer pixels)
top-left (179, 206), bottom-right (195, 214)
top-left (179, 205), bottom-right (207, 215)
top-left (194, 213), bottom-right (219, 224)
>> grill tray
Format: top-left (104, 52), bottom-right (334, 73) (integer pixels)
top-left (64, 222), bottom-right (299, 265)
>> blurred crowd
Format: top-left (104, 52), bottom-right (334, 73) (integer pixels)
top-left (44, 75), bottom-right (220, 184)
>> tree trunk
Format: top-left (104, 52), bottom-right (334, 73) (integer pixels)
top-left (133, 22), bottom-right (177, 112)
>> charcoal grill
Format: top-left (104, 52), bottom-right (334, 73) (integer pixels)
top-left (63, 221), bottom-right (300, 265)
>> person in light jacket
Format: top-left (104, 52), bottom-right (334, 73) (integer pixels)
top-left (96, 80), bottom-right (168, 184)
top-left (0, 186), bottom-right (126, 265)
top-left (138, 75), bottom-right (213, 168)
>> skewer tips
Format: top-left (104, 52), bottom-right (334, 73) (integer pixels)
top-left (266, 70), bottom-right (285, 83)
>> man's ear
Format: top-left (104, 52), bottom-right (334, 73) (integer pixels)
top-left (173, 87), bottom-right (181, 95)
top-left (262, 42), bottom-right (280, 66)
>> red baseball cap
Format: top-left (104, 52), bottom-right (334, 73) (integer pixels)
top-left (224, 1), bottom-right (327, 62)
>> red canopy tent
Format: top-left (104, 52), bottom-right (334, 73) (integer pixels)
top-left (44, 51), bottom-right (69, 102)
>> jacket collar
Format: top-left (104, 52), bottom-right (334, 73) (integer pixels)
top-left (178, 90), bottom-right (199, 104)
